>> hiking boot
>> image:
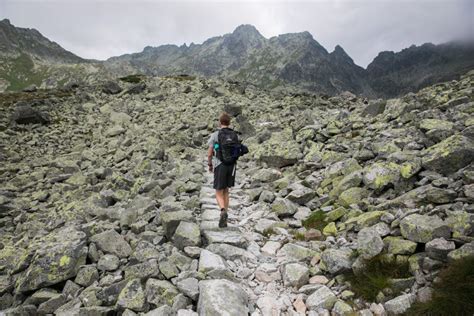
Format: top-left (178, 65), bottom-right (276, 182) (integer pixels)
top-left (219, 209), bottom-right (228, 228)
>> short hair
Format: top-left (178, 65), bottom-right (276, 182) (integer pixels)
top-left (219, 112), bottom-right (231, 126)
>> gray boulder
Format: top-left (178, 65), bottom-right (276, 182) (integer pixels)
top-left (161, 210), bottom-right (194, 239)
top-left (358, 227), bottom-right (384, 259)
top-left (422, 134), bottom-right (474, 175)
top-left (384, 293), bottom-right (415, 315)
top-left (321, 248), bottom-right (353, 274)
top-left (197, 279), bottom-right (249, 315)
top-left (15, 226), bottom-right (87, 293)
top-left (400, 214), bottom-right (451, 243)
top-left (282, 263), bottom-right (309, 288)
top-left (426, 238), bottom-right (455, 261)
top-left (172, 221), bottom-right (201, 250)
top-left (90, 229), bottom-right (132, 258)
top-left (11, 103), bottom-right (50, 125)
top-left (116, 278), bottom-right (147, 312)
top-left (306, 285), bottom-right (337, 310)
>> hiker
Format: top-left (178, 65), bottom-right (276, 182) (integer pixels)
top-left (207, 112), bottom-right (248, 227)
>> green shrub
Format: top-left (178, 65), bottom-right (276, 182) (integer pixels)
top-left (119, 74), bottom-right (145, 83)
top-left (165, 74), bottom-right (196, 81)
top-left (302, 210), bottom-right (328, 231)
top-left (404, 256), bottom-right (474, 316)
top-left (262, 227), bottom-right (275, 237)
top-left (345, 254), bottom-right (411, 301)
top-left (293, 231), bottom-right (305, 241)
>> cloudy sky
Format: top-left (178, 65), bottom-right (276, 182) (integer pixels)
top-left (1, 0), bottom-right (472, 67)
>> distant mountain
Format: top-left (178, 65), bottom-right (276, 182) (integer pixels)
top-left (0, 18), bottom-right (84, 63)
top-left (1, 19), bottom-right (473, 96)
top-left (0, 19), bottom-right (108, 92)
top-left (105, 24), bottom-right (373, 96)
top-left (366, 41), bottom-right (474, 97)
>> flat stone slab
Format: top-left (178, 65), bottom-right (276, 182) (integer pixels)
top-left (202, 229), bottom-right (247, 248)
top-left (201, 209), bottom-right (220, 221)
top-left (200, 221), bottom-right (219, 231)
top-left (197, 279), bottom-right (249, 315)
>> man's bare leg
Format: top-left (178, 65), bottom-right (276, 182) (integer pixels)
top-left (224, 188), bottom-right (230, 211)
top-left (215, 189), bottom-right (226, 210)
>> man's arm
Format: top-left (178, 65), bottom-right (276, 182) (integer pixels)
top-left (207, 146), bottom-right (214, 172)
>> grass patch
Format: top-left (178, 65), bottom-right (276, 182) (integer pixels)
top-left (119, 74), bottom-right (145, 83)
top-left (293, 231), bottom-right (306, 241)
top-left (404, 256), bottom-right (474, 316)
top-left (1, 54), bottom-right (48, 91)
top-left (262, 227), bottom-right (275, 237)
top-left (302, 210), bottom-right (328, 231)
top-left (345, 254), bottom-right (411, 301)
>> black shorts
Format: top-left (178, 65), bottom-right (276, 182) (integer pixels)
top-left (214, 163), bottom-right (236, 190)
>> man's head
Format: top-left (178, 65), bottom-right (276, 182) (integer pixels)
top-left (219, 112), bottom-right (231, 127)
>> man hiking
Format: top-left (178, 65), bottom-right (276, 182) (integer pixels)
top-left (207, 112), bottom-right (242, 228)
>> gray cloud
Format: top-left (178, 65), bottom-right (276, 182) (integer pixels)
top-left (1, 0), bottom-right (472, 67)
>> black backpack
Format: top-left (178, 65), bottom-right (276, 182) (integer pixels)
top-left (216, 128), bottom-right (242, 165)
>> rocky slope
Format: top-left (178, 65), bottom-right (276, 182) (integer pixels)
top-left (0, 69), bottom-right (473, 315)
top-left (0, 19), bottom-right (110, 92)
top-left (366, 41), bottom-right (474, 98)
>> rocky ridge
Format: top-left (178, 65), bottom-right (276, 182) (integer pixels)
top-left (0, 69), bottom-right (473, 315)
top-left (1, 19), bottom-right (473, 98)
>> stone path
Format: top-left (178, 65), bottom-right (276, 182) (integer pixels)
top-left (197, 162), bottom-right (299, 316)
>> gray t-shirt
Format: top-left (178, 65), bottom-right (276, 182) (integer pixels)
top-left (207, 130), bottom-right (222, 169)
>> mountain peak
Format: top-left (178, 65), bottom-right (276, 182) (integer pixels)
top-left (232, 24), bottom-right (262, 36)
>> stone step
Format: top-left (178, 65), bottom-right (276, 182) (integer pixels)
top-left (201, 209), bottom-right (221, 221)
top-left (200, 221), bottom-right (219, 231)
top-left (202, 229), bottom-right (247, 248)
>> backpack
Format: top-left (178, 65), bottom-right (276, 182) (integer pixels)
top-left (215, 128), bottom-right (242, 165)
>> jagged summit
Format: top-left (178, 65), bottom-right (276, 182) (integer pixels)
top-left (231, 24), bottom-right (264, 39)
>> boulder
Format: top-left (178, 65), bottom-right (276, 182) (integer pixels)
top-left (74, 265), bottom-right (99, 286)
top-left (271, 198), bottom-right (298, 217)
top-left (15, 226), bottom-right (87, 293)
top-left (447, 241), bottom-right (474, 261)
top-left (97, 254), bottom-right (120, 271)
top-left (172, 221), bottom-right (201, 250)
top-left (362, 99), bottom-right (386, 117)
top-left (338, 187), bottom-right (370, 207)
top-left (251, 129), bottom-right (301, 168)
top-left (197, 279), bottom-right (248, 315)
top-left (422, 134), bottom-right (474, 175)
top-left (400, 214), bottom-right (451, 243)
top-left (384, 293), bottom-right (415, 315)
top-left (286, 183), bottom-right (316, 205)
top-left (426, 238), bottom-right (455, 261)
top-left (198, 250), bottom-right (227, 274)
top-left (305, 285), bottom-right (337, 310)
top-left (11, 103), bottom-right (50, 125)
top-left (383, 237), bottom-right (417, 255)
top-left (282, 263), bottom-right (309, 288)
top-left (357, 227), bottom-right (384, 259)
top-left (102, 81), bottom-right (123, 94)
top-left (90, 230), bottom-right (132, 258)
top-left (362, 161), bottom-right (401, 191)
top-left (161, 211), bottom-right (194, 239)
top-left (116, 278), bottom-right (147, 312)
top-left (320, 248), bottom-right (353, 274)
top-left (176, 278), bottom-right (199, 301)
top-left (145, 279), bottom-right (179, 307)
